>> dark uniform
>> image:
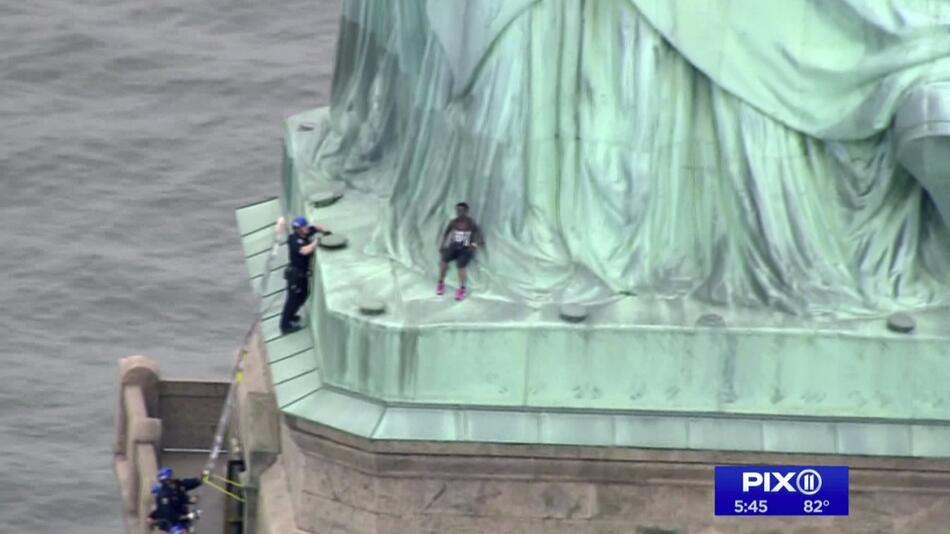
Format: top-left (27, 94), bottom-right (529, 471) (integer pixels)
top-left (280, 227), bottom-right (318, 332)
top-left (148, 478), bottom-right (201, 531)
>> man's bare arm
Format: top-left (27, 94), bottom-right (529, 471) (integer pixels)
top-left (439, 220), bottom-right (454, 248)
top-left (473, 222), bottom-right (485, 247)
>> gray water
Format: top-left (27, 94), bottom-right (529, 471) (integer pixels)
top-left (0, 1), bottom-right (340, 531)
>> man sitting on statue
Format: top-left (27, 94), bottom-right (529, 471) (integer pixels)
top-left (436, 202), bottom-right (484, 301)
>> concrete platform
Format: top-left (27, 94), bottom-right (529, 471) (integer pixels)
top-left (160, 451), bottom-right (227, 534)
top-left (113, 360), bottom-right (238, 534)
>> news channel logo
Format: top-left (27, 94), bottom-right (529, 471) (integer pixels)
top-left (714, 466), bottom-right (849, 516)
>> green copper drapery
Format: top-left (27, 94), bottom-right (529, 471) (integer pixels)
top-left (303, 0), bottom-right (950, 317)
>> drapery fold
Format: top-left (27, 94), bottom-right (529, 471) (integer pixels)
top-left (303, 0), bottom-right (949, 317)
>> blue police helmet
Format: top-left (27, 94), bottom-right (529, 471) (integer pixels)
top-left (157, 467), bottom-right (173, 481)
top-left (291, 216), bottom-right (308, 229)
top-left (151, 483), bottom-right (161, 496)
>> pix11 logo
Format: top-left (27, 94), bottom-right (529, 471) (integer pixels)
top-left (742, 469), bottom-right (822, 495)
top-left (715, 466), bottom-right (849, 516)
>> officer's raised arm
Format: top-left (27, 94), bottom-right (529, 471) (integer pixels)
top-left (280, 216), bottom-right (324, 335)
top-left (300, 240), bottom-right (318, 255)
top-left (179, 476), bottom-right (203, 491)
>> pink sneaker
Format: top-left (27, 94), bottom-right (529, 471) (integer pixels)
top-left (455, 287), bottom-right (467, 301)
top-left (436, 281), bottom-right (445, 295)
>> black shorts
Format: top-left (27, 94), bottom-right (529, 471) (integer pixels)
top-left (441, 243), bottom-right (473, 267)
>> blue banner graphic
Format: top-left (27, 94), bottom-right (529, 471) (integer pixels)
top-left (715, 466), bottom-right (849, 516)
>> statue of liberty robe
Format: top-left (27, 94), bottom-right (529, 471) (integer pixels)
top-left (307, 0), bottom-right (950, 316)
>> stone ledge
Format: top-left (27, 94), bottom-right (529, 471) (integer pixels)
top-left (286, 415), bottom-right (950, 493)
top-left (159, 380), bottom-right (231, 398)
top-left (271, 413), bottom-right (950, 534)
top-left (279, 384), bottom-right (950, 458)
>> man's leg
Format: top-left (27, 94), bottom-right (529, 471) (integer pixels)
top-left (279, 281), bottom-right (297, 331)
top-left (437, 258), bottom-right (449, 295)
top-left (455, 250), bottom-right (471, 300)
top-left (281, 281), bottom-right (305, 333)
top-left (302, 278), bottom-right (310, 302)
top-left (454, 266), bottom-right (467, 300)
top-left (294, 280), bottom-right (311, 325)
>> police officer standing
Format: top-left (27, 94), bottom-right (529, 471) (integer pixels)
top-left (280, 216), bottom-right (331, 335)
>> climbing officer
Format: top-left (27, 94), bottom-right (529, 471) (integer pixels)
top-left (280, 216), bottom-right (331, 335)
top-left (146, 467), bottom-right (204, 532)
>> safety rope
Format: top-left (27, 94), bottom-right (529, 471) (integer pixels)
top-left (201, 472), bottom-right (246, 503)
top-left (199, 216), bottom-right (287, 503)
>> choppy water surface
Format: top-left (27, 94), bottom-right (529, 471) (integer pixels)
top-left (0, 1), bottom-right (339, 531)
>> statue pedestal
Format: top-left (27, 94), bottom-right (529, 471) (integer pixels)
top-left (223, 105), bottom-right (950, 534)
top-left (232, 107), bottom-right (950, 458)
top-left (234, 327), bottom-right (950, 534)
